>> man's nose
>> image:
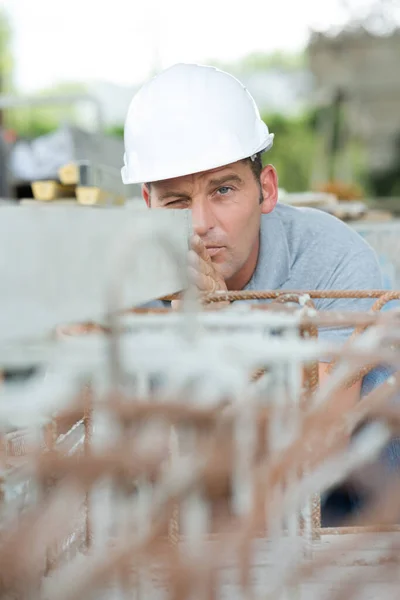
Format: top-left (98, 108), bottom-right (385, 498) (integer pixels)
top-left (191, 197), bottom-right (216, 237)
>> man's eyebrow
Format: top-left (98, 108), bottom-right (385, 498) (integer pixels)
top-left (159, 190), bottom-right (191, 201)
top-left (207, 174), bottom-right (244, 188)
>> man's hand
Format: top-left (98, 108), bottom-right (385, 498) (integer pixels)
top-left (188, 235), bottom-right (227, 294)
top-left (172, 235), bottom-right (228, 310)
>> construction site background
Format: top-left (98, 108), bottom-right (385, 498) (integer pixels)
top-left (0, 1), bottom-right (400, 211)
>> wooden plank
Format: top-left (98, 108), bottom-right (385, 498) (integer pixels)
top-left (31, 181), bottom-right (76, 202)
top-left (75, 186), bottom-right (125, 207)
top-left (59, 161), bottom-right (143, 205)
top-left (0, 205), bottom-right (191, 342)
top-left (58, 163), bottom-right (79, 186)
top-left (77, 161), bottom-right (126, 197)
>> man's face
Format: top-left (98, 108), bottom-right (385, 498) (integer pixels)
top-left (143, 160), bottom-right (278, 290)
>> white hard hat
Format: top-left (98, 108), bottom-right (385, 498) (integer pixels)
top-left (121, 63), bottom-right (274, 184)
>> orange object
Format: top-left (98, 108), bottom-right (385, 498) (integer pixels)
top-left (2, 129), bottom-right (17, 144)
top-left (316, 181), bottom-right (364, 201)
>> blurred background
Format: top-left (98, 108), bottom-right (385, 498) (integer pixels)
top-left (0, 0), bottom-right (400, 213)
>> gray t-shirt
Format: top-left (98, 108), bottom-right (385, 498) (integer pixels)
top-left (245, 203), bottom-right (383, 346)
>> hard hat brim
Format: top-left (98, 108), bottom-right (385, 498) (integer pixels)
top-left (121, 135), bottom-right (274, 185)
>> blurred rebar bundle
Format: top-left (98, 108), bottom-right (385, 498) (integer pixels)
top-left (1, 208), bottom-right (400, 599)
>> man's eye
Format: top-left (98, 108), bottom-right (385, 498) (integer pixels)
top-left (217, 186), bottom-right (233, 195)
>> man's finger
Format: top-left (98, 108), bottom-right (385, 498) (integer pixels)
top-left (189, 235), bottom-right (226, 294)
top-left (191, 235), bottom-right (213, 265)
top-left (188, 250), bottom-right (215, 278)
top-left (188, 266), bottom-right (217, 292)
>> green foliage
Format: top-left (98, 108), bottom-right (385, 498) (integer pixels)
top-left (263, 109), bottom-right (372, 194)
top-left (106, 125), bottom-right (124, 138)
top-left (367, 132), bottom-right (400, 197)
top-left (262, 112), bottom-right (316, 192)
top-left (210, 51), bottom-right (306, 74)
top-left (238, 50), bottom-right (306, 71)
top-left (5, 82), bottom-right (89, 138)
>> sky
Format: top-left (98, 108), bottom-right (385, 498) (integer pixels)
top-left (0, 0), bottom-right (381, 92)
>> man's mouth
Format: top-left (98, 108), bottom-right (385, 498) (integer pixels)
top-left (206, 246), bottom-right (225, 257)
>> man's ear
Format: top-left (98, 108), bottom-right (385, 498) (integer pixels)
top-left (259, 165), bottom-right (278, 215)
top-left (142, 184), bottom-right (150, 208)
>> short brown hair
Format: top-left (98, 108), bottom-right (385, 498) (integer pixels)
top-left (246, 152), bottom-right (263, 182)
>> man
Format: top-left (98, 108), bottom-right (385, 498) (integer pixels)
top-left (122, 64), bottom-right (392, 522)
top-left (122, 62), bottom-right (385, 400)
